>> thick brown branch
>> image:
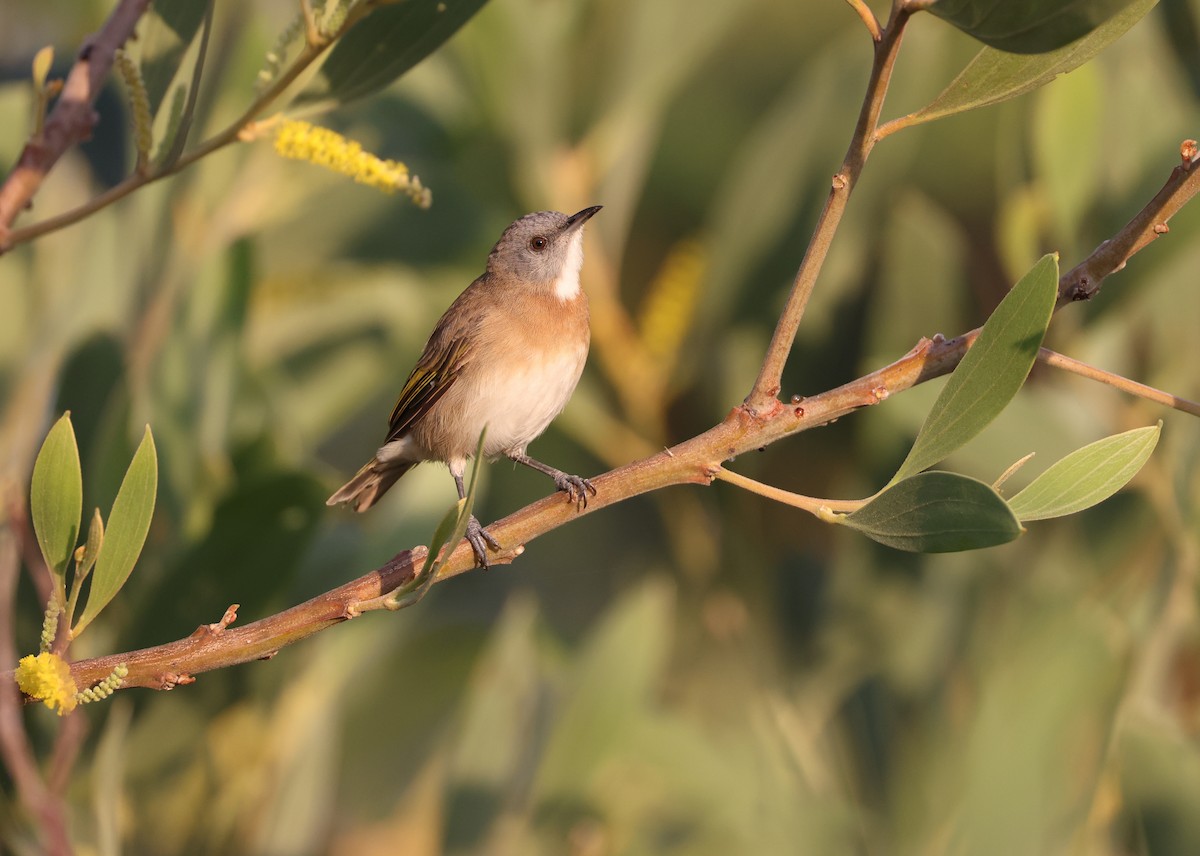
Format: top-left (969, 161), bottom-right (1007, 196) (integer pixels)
top-left (64, 448), bottom-right (714, 690)
top-left (0, 0), bottom-right (153, 245)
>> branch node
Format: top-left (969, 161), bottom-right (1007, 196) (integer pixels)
top-left (1153, 222), bottom-right (1169, 235)
top-left (1182, 139), bottom-right (1198, 167)
top-left (156, 672), bottom-right (194, 690)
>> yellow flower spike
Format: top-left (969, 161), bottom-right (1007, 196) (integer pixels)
top-left (114, 49), bottom-right (153, 171)
top-left (15, 652), bottom-right (78, 715)
top-left (273, 120), bottom-right (432, 208)
top-left (76, 663), bottom-right (128, 705)
top-left (39, 596), bottom-right (61, 653)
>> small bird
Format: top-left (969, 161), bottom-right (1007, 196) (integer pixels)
top-left (327, 206), bottom-right (602, 566)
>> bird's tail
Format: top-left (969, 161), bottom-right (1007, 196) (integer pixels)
top-left (326, 459), bottom-right (416, 512)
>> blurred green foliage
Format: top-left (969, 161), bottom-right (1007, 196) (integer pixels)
top-left (3, 0), bottom-right (1200, 853)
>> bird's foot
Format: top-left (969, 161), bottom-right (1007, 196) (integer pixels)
top-left (554, 472), bottom-right (597, 510)
top-left (465, 515), bottom-right (501, 568)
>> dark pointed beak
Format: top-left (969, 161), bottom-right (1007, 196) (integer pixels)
top-left (565, 205), bottom-right (602, 230)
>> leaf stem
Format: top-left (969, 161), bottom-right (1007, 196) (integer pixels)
top-left (715, 467), bottom-right (864, 515)
top-left (845, 0), bottom-right (882, 41)
top-left (1037, 347), bottom-right (1200, 417)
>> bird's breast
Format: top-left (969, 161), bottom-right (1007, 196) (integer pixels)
top-left (414, 294), bottom-right (590, 459)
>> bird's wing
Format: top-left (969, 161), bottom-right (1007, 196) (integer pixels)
top-left (386, 337), bottom-right (471, 443)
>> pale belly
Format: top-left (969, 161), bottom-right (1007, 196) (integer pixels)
top-left (406, 343), bottom-right (588, 461)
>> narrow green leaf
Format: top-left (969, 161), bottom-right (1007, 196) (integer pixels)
top-left (139, 0), bottom-right (210, 115)
top-left (891, 254), bottom-right (1058, 484)
top-left (297, 0), bottom-right (490, 106)
top-left (30, 413), bottom-right (82, 580)
top-left (394, 429), bottom-right (487, 608)
top-left (903, 0), bottom-right (1155, 128)
top-left (77, 508), bottom-right (105, 581)
top-left (1008, 423), bottom-right (1160, 520)
top-left (442, 433), bottom-right (486, 562)
top-left (73, 426), bottom-right (157, 637)
top-left (32, 46), bottom-right (54, 89)
top-left (843, 472), bottom-right (1023, 553)
top-left (427, 501), bottom-right (466, 572)
top-left (926, 0), bottom-right (1141, 53)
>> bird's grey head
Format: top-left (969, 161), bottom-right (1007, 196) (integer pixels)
top-left (486, 206), bottom-right (601, 298)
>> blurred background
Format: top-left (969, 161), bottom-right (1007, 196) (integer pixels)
top-left (3, 0), bottom-right (1200, 853)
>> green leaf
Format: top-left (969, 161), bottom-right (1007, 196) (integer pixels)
top-left (891, 254), bottom-right (1058, 484)
top-left (903, 0), bottom-right (1155, 128)
top-left (297, 0), bottom-right (490, 106)
top-left (427, 501), bottom-right (467, 573)
top-left (1008, 423), bottom-right (1160, 521)
top-left (843, 472), bottom-right (1023, 553)
top-left (73, 426), bottom-right (157, 637)
top-left (32, 46), bottom-right (54, 89)
top-left (30, 413), bottom-right (82, 580)
top-left (391, 429), bottom-right (486, 608)
top-left (537, 579), bottom-right (675, 792)
top-left (138, 0), bottom-right (210, 115)
top-left (77, 508), bottom-right (105, 581)
top-left (926, 0), bottom-right (1142, 53)
top-left (1032, 64), bottom-right (1103, 242)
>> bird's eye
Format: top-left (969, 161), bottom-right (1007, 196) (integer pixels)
top-left (529, 236), bottom-right (548, 251)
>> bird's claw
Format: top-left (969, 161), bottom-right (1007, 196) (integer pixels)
top-left (465, 515), bottom-right (500, 568)
top-left (555, 473), bottom-right (597, 510)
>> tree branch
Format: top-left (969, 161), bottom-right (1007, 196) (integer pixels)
top-left (746, 4), bottom-right (911, 409)
top-left (1058, 140), bottom-right (1200, 305)
top-left (24, 133), bottom-right (1198, 696)
top-left (0, 0), bottom-right (376, 254)
top-left (0, 0), bottom-right (153, 247)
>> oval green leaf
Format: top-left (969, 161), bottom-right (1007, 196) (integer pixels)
top-left (1008, 423), bottom-right (1160, 521)
top-left (30, 413), bottom-right (82, 580)
top-left (73, 426), bottom-right (158, 637)
top-left (903, 0), bottom-right (1155, 128)
top-left (843, 472), bottom-right (1023, 553)
top-left (926, 0), bottom-right (1141, 53)
top-left (891, 254), bottom-right (1058, 484)
top-left (297, 0), bottom-right (490, 106)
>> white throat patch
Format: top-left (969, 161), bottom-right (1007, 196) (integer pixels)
top-left (553, 230), bottom-right (586, 302)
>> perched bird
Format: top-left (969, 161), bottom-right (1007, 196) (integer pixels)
top-left (327, 206), bottom-right (602, 566)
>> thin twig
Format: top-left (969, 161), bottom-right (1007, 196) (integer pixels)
top-left (0, 0), bottom-right (375, 254)
top-left (0, 525), bottom-right (72, 856)
top-left (0, 0), bottom-right (154, 245)
top-left (1037, 347), bottom-right (1200, 417)
top-left (845, 0), bottom-right (882, 41)
top-left (1058, 142), bottom-right (1200, 306)
top-left (747, 5), bottom-right (912, 409)
top-left (47, 711), bottom-right (88, 797)
top-left (715, 467), bottom-right (863, 515)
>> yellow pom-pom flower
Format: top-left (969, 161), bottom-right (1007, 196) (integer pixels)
top-left (15, 652), bottom-right (78, 715)
top-left (273, 119), bottom-right (432, 208)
